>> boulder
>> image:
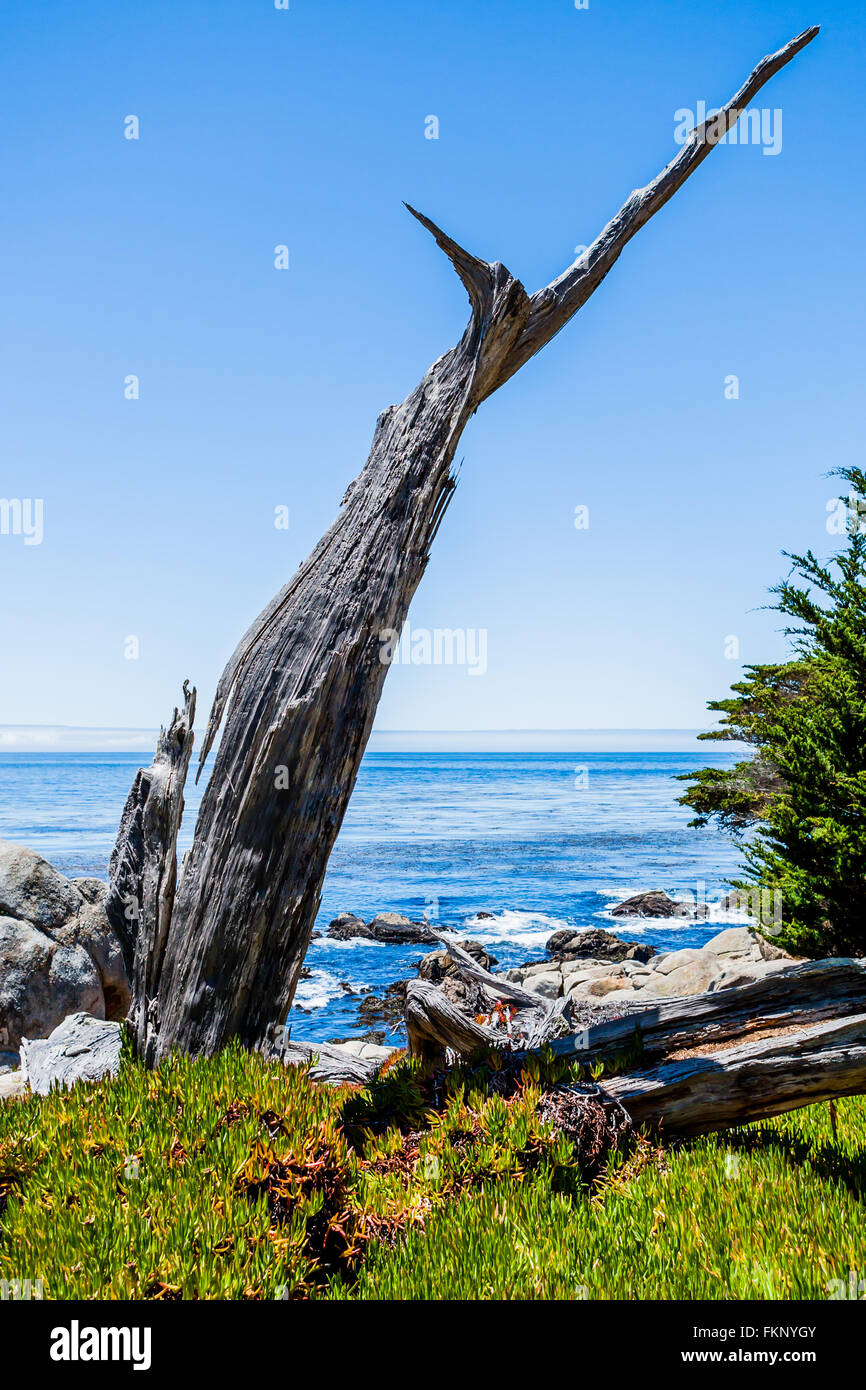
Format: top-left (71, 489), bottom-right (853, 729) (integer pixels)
top-left (702, 926), bottom-right (763, 959)
top-left (20, 1012), bottom-right (123, 1095)
top-left (330, 1038), bottom-right (395, 1063)
top-left (652, 947), bottom-right (704, 976)
top-left (638, 955), bottom-right (725, 998)
top-left (610, 890), bottom-right (708, 920)
top-left (701, 925), bottom-right (797, 966)
top-left (0, 1072), bottom-right (24, 1102)
top-left (709, 957), bottom-right (800, 992)
top-left (0, 841), bottom-right (80, 929)
top-left (523, 970), bottom-right (562, 1000)
top-left (0, 916), bottom-right (103, 1051)
top-left (326, 912), bottom-right (366, 938)
top-left (327, 911), bottom-right (446, 945)
top-left (546, 926), bottom-right (656, 964)
top-left (356, 979), bottom-right (409, 1027)
top-left (587, 975), bottom-right (634, 998)
top-left (0, 840), bottom-right (131, 1050)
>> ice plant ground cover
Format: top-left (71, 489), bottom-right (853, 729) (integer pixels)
top-left (0, 1040), bottom-right (863, 1301)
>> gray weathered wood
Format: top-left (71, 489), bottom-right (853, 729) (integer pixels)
top-left (405, 931), bottom-right (572, 1058)
top-left (550, 957), bottom-right (866, 1061)
top-left (122, 30), bottom-right (818, 1061)
top-left (106, 684), bottom-right (196, 1062)
top-left (267, 1037), bottom-right (381, 1087)
top-left (604, 1016), bottom-right (866, 1137)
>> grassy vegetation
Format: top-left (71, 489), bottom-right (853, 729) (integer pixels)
top-left (1, 1040), bottom-right (864, 1301)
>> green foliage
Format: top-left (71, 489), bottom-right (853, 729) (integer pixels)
top-left (0, 1041), bottom-right (345, 1299)
top-left (0, 1046), bottom-right (603, 1299)
top-left (679, 467), bottom-right (866, 957)
top-left (339, 1098), bottom-right (866, 1300)
top-left (1, 1048), bottom-right (864, 1301)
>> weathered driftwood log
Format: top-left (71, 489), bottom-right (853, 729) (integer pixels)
top-left (550, 958), bottom-right (866, 1062)
top-left (105, 684), bottom-right (196, 1062)
top-left (120, 30), bottom-right (817, 1061)
top-left (603, 1014), bottom-right (866, 1137)
top-left (406, 934), bottom-right (572, 1059)
top-left (405, 955), bottom-right (866, 1135)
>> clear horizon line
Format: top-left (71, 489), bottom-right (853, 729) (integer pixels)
top-left (0, 723), bottom-right (711, 733)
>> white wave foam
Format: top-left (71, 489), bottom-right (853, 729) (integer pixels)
top-left (293, 968), bottom-right (346, 1010)
top-left (316, 936), bottom-right (388, 951)
top-left (459, 909), bottom-right (572, 949)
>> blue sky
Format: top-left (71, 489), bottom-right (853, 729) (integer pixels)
top-left (0, 0), bottom-right (861, 746)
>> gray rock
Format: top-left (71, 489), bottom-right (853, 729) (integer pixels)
top-left (327, 911), bottom-right (445, 945)
top-left (653, 947), bottom-right (703, 976)
top-left (0, 841), bottom-right (131, 1049)
top-left (0, 1072), bottom-right (24, 1102)
top-left (702, 926), bottom-right (763, 958)
top-left (709, 957), bottom-right (799, 992)
top-left (20, 1012), bottom-right (123, 1096)
top-left (524, 970), bottom-right (563, 1000)
top-left (610, 890), bottom-right (708, 920)
top-left (0, 841), bottom-right (80, 930)
top-left (546, 926), bottom-right (656, 963)
top-left (332, 1039), bottom-right (395, 1062)
top-left (71, 878), bottom-right (109, 905)
top-left (0, 917), bottom-right (102, 1051)
top-left (61, 899), bottom-right (130, 1020)
top-left (638, 955), bottom-right (725, 998)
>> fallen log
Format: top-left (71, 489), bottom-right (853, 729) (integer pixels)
top-left (405, 933), bottom-right (572, 1059)
top-left (404, 953), bottom-right (866, 1136)
top-left (123, 29), bottom-right (819, 1062)
top-left (603, 1015), bottom-right (866, 1137)
top-left (550, 957), bottom-right (866, 1062)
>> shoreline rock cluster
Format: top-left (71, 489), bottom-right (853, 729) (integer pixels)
top-left (326, 912), bottom-right (448, 946)
top-left (0, 857), bottom-right (798, 1096)
top-left (0, 841), bottom-right (130, 1057)
top-left (500, 924), bottom-right (796, 1004)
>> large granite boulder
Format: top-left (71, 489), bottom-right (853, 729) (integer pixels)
top-left (609, 890), bottom-right (709, 920)
top-left (546, 926), bottom-right (655, 964)
top-left (0, 842), bottom-right (130, 1052)
top-left (0, 840), bottom-right (81, 929)
top-left (327, 911), bottom-right (447, 945)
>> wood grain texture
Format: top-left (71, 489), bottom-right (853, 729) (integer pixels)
top-left (106, 684), bottom-right (196, 1061)
top-left (604, 1016), bottom-right (866, 1136)
top-left (119, 31), bottom-right (818, 1061)
top-left (551, 958), bottom-right (866, 1061)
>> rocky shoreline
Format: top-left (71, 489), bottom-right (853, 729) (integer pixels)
top-left (0, 842), bottom-right (798, 1096)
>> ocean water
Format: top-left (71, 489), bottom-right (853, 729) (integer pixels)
top-left (0, 749), bottom-right (746, 1046)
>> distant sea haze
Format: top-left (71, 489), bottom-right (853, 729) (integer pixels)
top-left (0, 745), bottom-right (747, 1044)
top-left (0, 726), bottom-right (738, 753)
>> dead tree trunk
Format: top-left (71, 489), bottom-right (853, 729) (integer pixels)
top-left (124, 29), bottom-right (817, 1062)
top-left (106, 684), bottom-right (196, 1062)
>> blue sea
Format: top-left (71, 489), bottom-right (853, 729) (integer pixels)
top-left (0, 749), bottom-right (746, 1046)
